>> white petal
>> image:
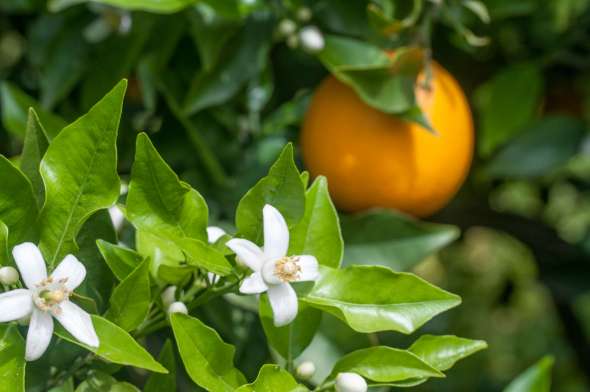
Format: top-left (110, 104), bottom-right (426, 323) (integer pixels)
top-left (25, 309), bottom-right (54, 361)
top-left (226, 239), bottom-right (265, 271)
top-left (12, 242), bottom-right (47, 289)
top-left (263, 205), bottom-right (289, 260)
top-left (0, 289), bottom-right (33, 322)
top-left (207, 272), bottom-right (220, 285)
top-left (296, 255), bottom-right (319, 282)
top-left (54, 301), bottom-right (99, 348)
top-left (267, 283), bottom-right (298, 327)
top-left (108, 205), bottom-right (125, 231)
top-left (239, 272), bottom-right (268, 294)
top-left (50, 255), bottom-right (86, 291)
top-left (207, 226), bottom-right (226, 244)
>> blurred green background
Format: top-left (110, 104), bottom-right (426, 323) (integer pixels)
top-left (3, 0), bottom-right (590, 390)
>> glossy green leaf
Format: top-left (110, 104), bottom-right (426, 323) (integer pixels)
top-left (38, 80), bottom-right (125, 266)
top-left (0, 155), bottom-right (39, 247)
top-left (486, 116), bottom-right (585, 178)
top-left (97, 240), bottom-right (144, 281)
top-left (236, 365), bottom-right (307, 392)
top-left (144, 340), bottom-right (176, 392)
top-left (0, 82), bottom-right (66, 139)
top-left (136, 229), bottom-right (185, 279)
top-left (55, 315), bottom-right (168, 373)
top-left (236, 143), bottom-right (305, 244)
top-left (259, 294), bottom-right (321, 360)
top-left (303, 266), bottom-right (461, 333)
top-left (74, 372), bottom-right (140, 392)
top-left (170, 313), bottom-right (246, 391)
top-left (318, 36), bottom-right (421, 114)
top-left (105, 259), bottom-right (151, 331)
top-left (504, 356), bottom-right (554, 392)
top-left (341, 209), bottom-right (459, 271)
top-left (20, 109), bottom-right (49, 207)
top-left (326, 346), bottom-right (443, 385)
top-left (408, 335), bottom-right (487, 372)
top-left (0, 222), bottom-right (9, 266)
top-left (176, 237), bottom-right (233, 275)
top-left (475, 63), bottom-right (543, 156)
top-left (289, 176), bottom-right (343, 268)
top-left (0, 325), bottom-right (25, 392)
top-left (49, 0), bottom-right (197, 13)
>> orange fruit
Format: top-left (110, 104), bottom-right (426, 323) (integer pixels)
top-left (300, 62), bottom-right (474, 217)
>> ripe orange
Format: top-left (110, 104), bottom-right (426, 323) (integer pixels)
top-left (300, 62), bottom-right (474, 217)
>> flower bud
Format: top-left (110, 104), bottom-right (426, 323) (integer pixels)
top-left (296, 7), bottom-right (312, 22)
top-left (296, 361), bottom-right (316, 380)
top-left (299, 26), bottom-right (325, 53)
top-left (277, 19), bottom-right (297, 36)
top-left (167, 301), bottom-right (188, 315)
top-left (108, 205), bottom-right (125, 231)
top-left (335, 372), bottom-right (367, 392)
top-left (207, 226), bottom-right (226, 244)
top-left (0, 266), bottom-right (19, 285)
top-left (161, 286), bottom-right (177, 308)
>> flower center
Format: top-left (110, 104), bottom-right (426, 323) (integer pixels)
top-left (33, 277), bottom-right (70, 315)
top-left (274, 256), bottom-right (301, 282)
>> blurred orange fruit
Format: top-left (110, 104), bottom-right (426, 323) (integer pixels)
top-left (301, 62), bottom-right (474, 217)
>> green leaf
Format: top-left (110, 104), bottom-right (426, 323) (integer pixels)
top-left (38, 80), bottom-right (125, 266)
top-left (55, 315), bottom-right (168, 373)
top-left (97, 240), bottom-right (144, 281)
top-left (0, 82), bottom-right (66, 139)
top-left (183, 15), bottom-right (272, 114)
top-left (74, 372), bottom-right (140, 392)
top-left (289, 176), bottom-right (343, 268)
top-left (326, 346), bottom-right (444, 385)
top-left (0, 325), bottom-right (25, 392)
top-left (318, 36), bottom-right (422, 114)
top-left (236, 143), bottom-right (305, 244)
top-left (475, 63), bottom-right (543, 156)
top-left (49, 0), bottom-right (197, 13)
top-left (259, 294), bottom-right (322, 360)
top-left (341, 209), bottom-right (459, 271)
top-left (136, 229), bottom-right (185, 279)
top-left (486, 116), bottom-right (585, 178)
top-left (105, 259), bottom-right (151, 331)
top-left (503, 356), bottom-right (554, 392)
top-left (20, 109), bottom-right (49, 207)
top-left (176, 237), bottom-right (233, 275)
top-left (236, 365), bottom-right (307, 392)
top-left (0, 222), bottom-right (9, 266)
top-left (302, 266), bottom-right (461, 333)
top-left (0, 155), bottom-right (39, 247)
top-left (170, 313), bottom-right (246, 391)
top-left (408, 335), bottom-right (487, 372)
top-left (144, 340), bottom-right (176, 392)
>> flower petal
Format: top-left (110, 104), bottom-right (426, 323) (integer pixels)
top-left (239, 272), bottom-right (268, 294)
top-left (0, 289), bottom-right (33, 322)
top-left (267, 283), bottom-right (298, 327)
top-left (54, 301), bottom-right (99, 348)
top-left (12, 242), bottom-right (47, 289)
top-left (207, 226), bottom-right (226, 244)
top-left (263, 204), bottom-right (289, 260)
top-left (51, 255), bottom-right (86, 291)
top-left (295, 255), bottom-right (319, 282)
top-left (226, 238), bottom-right (265, 271)
top-left (25, 309), bottom-right (54, 361)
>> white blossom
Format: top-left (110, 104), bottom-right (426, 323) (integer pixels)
top-left (0, 266), bottom-right (19, 285)
top-left (206, 226), bottom-right (226, 243)
top-left (299, 26), bottom-right (325, 53)
top-left (167, 301), bottom-right (188, 315)
top-left (296, 361), bottom-right (316, 380)
top-left (161, 285), bottom-right (177, 308)
top-left (0, 243), bottom-right (99, 361)
top-left (226, 205), bottom-right (319, 327)
top-left (335, 372), bottom-right (368, 392)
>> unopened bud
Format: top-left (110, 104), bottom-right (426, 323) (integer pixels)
top-left (207, 226), bottom-right (226, 244)
top-left (296, 361), bottom-right (316, 380)
top-left (167, 301), bottom-right (188, 315)
top-left (299, 26), bottom-right (325, 53)
top-left (335, 372), bottom-right (367, 392)
top-left (278, 19), bottom-right (297, 36)
top-left (296, 7), bottom-right (312, 22)
top-left (0, 266), bottom-right (19, 285)
top-left (161, 286), bottom-right (177, 308)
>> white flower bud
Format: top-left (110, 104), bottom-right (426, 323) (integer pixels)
top-left (286, 34), bottom-right (299, 49)
top-left (0, 266), bottom-right (19, 285)
top-left (335, 372), bottom-right (368, 392)
top-left (299, 26), bottom-right (325, 53)
top-left (278, 19), bottom-right (297, 36)
top-left (296, 7), bottom-right (313, 22)
top-left (108, 205), bottom-right (125, 231)
top-left (167, 301), bottom-right (188, 315)
top-left (207, 226), bottom-right (226, 244)
top-left (161, 286), bottom-right (177, 308)
top-left (296, 361), bottom-right (316, 380)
